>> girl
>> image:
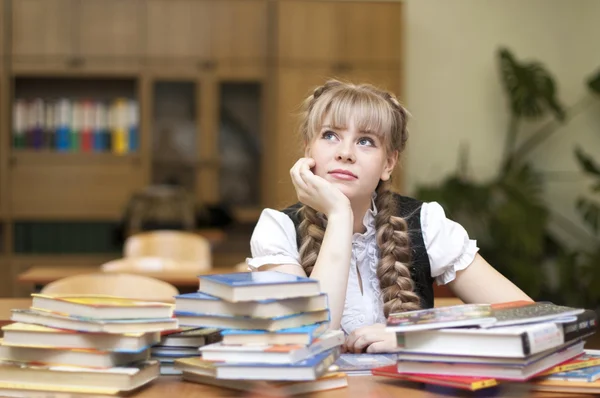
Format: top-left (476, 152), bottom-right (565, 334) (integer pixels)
top-left (247, 79), bottom-right (531, 353)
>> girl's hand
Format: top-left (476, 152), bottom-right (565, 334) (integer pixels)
top-left (343, 324), bottom-right (399, 353)
top-left (290, 157), bottom-right (351, 217)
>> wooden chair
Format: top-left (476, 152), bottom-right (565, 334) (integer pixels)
top-left (40, 273), bottom-right (180, 303)
top-left (124, 230), bottom-right (211, 272)
top-left (101, 257), bottom-right (195, 273)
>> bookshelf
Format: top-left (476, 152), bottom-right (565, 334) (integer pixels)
top-left (0, 0), bottom-right (403, 297)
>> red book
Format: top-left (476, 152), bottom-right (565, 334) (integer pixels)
top-left (372, 365), bottom-right (498, 391)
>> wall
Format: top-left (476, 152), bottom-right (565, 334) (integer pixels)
top-left (404, 0), bottom-right (600, 247)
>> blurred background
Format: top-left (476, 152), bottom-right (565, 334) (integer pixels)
top-left (0, 0), bottom-right (598, 310)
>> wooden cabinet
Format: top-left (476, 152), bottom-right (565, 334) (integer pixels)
top-left (146, 0), bottom-right (268, 77)
top-left (77, 0), bottom-right (144, 71)
top-left (276, 0), bottom-right (401, 67)
top-left (0, 0), bottom-right (6, 60)
top-left (11, 0), bottom-right (143, 72)
top-left (11, 0), bottom-right (74, 70)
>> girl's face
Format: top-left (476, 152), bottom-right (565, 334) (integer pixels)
top-left (306, 116), bottom-right (397, 202)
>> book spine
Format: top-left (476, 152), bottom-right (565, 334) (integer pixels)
top-left (562, 309), bottom-right (598, 343)
top-left (522, 323), bottom-right (564, 356)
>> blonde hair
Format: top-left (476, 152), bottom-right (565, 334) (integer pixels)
top-left (297, 79), bottom-right (421, 316)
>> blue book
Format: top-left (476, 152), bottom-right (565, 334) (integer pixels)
top-left (174, 292), bottom-right (328, 319)
top-left (220, 322), bottom-right (330, 346)
top-left (174, 309), bottom-right (330, 331)
top-left (546, 364), bottom-right (600, 382)
top-left (198, 272), bottom-right (320, 302)
top-left (213, 347), bottom-right (341, 381)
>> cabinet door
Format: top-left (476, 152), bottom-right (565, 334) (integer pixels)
top-left (338, 2), bottom-right (402, 66)
top-left (77, 0), bottom-right (143, 71)
top-left (211, 0), bottom-right (268, 76)
top-left (276, 0), bottom-right (339, 65)
top-left (269, 67), bottom-right (334, 207)
top-left (11, 0), bottom-right (74, 70)
top-left (145, 0), bottom-right (212, 71)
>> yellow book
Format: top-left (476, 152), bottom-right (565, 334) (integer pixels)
top-left (31, 294), bottom-right (174, 320)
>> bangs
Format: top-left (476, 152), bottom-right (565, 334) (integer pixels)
top-left (306, 86), bottom-right (396, 145)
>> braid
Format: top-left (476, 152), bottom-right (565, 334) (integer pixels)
top-left (297, 205), bottom-right (325, 276)
top-left (375, 181), bottom-right (421, 317)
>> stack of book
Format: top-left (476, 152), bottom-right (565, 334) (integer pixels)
top-left (150, 326), bottom-right (221, 375)
top-left (171, 271), bottom-right (348, 395)
top-left (0, 294), bottom-right (179, 396)
top-left (375, 300), bottom-right (597, 392)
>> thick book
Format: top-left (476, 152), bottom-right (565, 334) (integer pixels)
top-left (372, 365), bottom-right (498, 391)
top-left (31, 294), bottom-right (174, 320)
top-left (11, 309), bottom-right (178, 334)
top-left (175, 347), bottom-right (341, 381)
top-left (175, 292), bottom-right (328, 318)
top-left (485, 301), bottom-right (585, 328)
top-left (395, 341), bottom-right (584, 381)
top-left (175, 309), bottom-right (329, 331)
top-left (386, 304), bottom-right (495, 332)
top-left (0, 360), bottom-right (159, 391)
top-left (181, 371), bottom-right (348, 396)
top-left (199, 329), bottom-right (344, 364)
top-left (0, 341), bottom-right (149, 369)
top-left (198, 272), bottom-right (321, 302)
top-left (396, 319), bottom-right (585, 358)
top-left (539, 349), bottom-right (600, 376)
top-left (1, 322), bottom-right (159, 352)
top-left (221, 322), bottom-right (329, 346)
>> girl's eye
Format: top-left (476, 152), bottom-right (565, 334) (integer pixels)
top-left (358, 137), bottom-right (375, 146)
top-left (322, 130), bottom-right (337, 140)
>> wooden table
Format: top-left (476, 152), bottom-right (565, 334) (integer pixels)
top-left (128, 374), bottom-right (582, 397)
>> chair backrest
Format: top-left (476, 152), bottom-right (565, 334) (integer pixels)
top-left (101, 257), bottom-right (198, 273)
top-left (124, 230), bottom-right (211, 271)
top-left (40, 273), bottom-right (180, 303)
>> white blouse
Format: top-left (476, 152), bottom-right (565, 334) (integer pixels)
top-left (246, 201), bottom-right (479, 335)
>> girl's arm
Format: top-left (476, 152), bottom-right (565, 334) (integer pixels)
top-left (448, 253), bottom-right (533, 303)
top-left (259, 158), bottom-right (354, 329)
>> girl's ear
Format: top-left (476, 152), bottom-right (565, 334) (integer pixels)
top-left (380, 150), bottom-right (398, 181)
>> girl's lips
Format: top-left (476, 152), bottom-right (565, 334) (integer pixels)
top-left (329, 172), bottom-right (358, 181)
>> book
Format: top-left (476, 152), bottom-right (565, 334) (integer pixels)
top-left (181, 371), bottom-right (348, 396)
top-left (0, 382), bottom-right (120, 398)
top-left (372, 365), bottom-right (498, 391)
top-left (0, 341), bottom-right (149, 369)
top-left (523, 378), bottom-right (600, 394)
top-left (175, 292), bottom-right (328, 318)
top-left (0, 360), bottom-right (159, 391)
top-left (11, 309), bottom-right (178, 334)
top-left (543, 364), bottom-right (600, 382)
top-left (396, 320), bottom-right (580, 358)
top-left (221, 322), bottom-right (329, 346)
top-left (198, 272), bottom-right (321, 302)
top-left (332, 353), bottom-right (398, 376)
top-left (1, 322), bottom-right (159, 352)
top-left (199, 329), bottom-right (344, 364)
top-left (175, 309), bottom-right (329, 331)
top-left (395, 340), bottom-right (584, 381)
top-left (175, 347), bottom-right (341, 381)
top-left (485, 301), bottom-right (585, 328)
top-left (539, 349), bottom-right (600, 376)
top-left (159, 327), bottom-right (221, 347)
top-left (31, 294), bottom-right (174, 320)
top-left (386, 304), bottom-right (495, 332)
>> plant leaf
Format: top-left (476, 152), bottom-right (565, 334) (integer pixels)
top-left (587, 68), bottom-right (600, 95)
top-left (497, 48), bottom-right (565, 121)
top-left (575, 146), bottom-right (600, 177)
top-left (576, 197), bottom-right (600, 236)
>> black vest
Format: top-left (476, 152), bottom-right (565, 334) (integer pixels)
top-left (281, 194), bottom-right (434, 309)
